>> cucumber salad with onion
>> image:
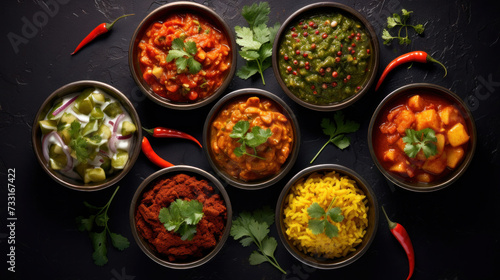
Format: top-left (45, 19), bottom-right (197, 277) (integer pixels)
top-left (39, 87), bottom-right (137, 184)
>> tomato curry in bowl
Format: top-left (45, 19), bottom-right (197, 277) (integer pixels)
top-left (368, 83), bottom-right (476, 192)
top-left (129, 2), bottom-right (236, 109)
top-left (203, 88), bottom-right (300, 190)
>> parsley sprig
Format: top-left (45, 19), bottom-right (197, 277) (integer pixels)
top-left (402, 128), bottom-right (438, 158)
top-left (230, 207), bottom-right (286, 274)
top-left (382, 9), bottom-right (425, 45)
top-left (166, 38), bottom-right (202, 74)
top-left (307, 198), bottom-right (344, 238)
top-left (229, 120), bottom-right (272, 159)
top-left (310, 112), bottom-right (360, 164)
top-left (158, 199), bottom-right (204, 241)
top-left (235, 2), bottom-right (280, 85)
top-left (76, 186), bottom-right (130, 266)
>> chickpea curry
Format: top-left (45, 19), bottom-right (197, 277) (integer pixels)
top-left (209, 96), bottom-right (294, 181)
top-left (373, 94), bottom-right (470, 183)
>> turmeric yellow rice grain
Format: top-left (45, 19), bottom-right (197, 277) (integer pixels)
top-left (283, 171), bottom-right (368, 259)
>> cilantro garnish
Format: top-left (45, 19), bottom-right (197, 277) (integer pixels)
top-left (382, 9), bottom-right (425, 45)
top-left (75, 186), bottom-right (130, 266)
top-left (158, 199), bottom-right (204, 241)
top-left (235, 2), bottom-right (280, 85)
top-left (310, 111), bottom-right (360, 164)
top-left (229, 120), bottom-right (272, 159)
top-left (166, 38), bottom-right (202, 74)
top-left (307, 198), bottom-right (344, 238)
top-left (230, 206), bottom-right (286, 274)
top-left (402, 128), bottom-right (438, 158)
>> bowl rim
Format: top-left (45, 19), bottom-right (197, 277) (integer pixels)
top-left (271, 2), bottom-right (380, 111)
top-left (31, 80), bottom-right (142, 192)
top-left (275, 164), bottom-right (379, 269)
top-left (128, 1), bottom-right (237, 110)
top-left (129, 165), bottom-right (233, 269)
top-left (367, 83), bottom-right (477, 192)
top-left (202, 88), bottom-right (301, 190)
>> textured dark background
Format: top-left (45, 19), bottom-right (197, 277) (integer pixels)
top-left (1, 0), bottom-right (499, 279)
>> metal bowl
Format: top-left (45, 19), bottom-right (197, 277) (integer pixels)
top-left (203, 88), bottom-right (300, 190)
top-left (32, 80), bottom-right (142, 191)
top-left (275, 164), bottom-right (379, 269)
top-left (129, 165), bottom-right (232, 269)
top-left (128, 1), bottom-right (237, 110)
top-left (368, 83), bottom-right (477, 192)
top-left (272, 2), bottom-right (379, 111)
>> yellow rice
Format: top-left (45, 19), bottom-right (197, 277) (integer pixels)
top-left (283, 171), bottom-right (369, 259)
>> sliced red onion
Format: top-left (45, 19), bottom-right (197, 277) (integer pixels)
top-left (108, 120), bottom-right (114, 127)
top-left (116, 134), bottom-right (132, 140)
top-left (109, 135), bottom-right (118, 154)
top-left (52, 95), bottom-right (78, 116)
top-left (113, 113), bottom-right (125, 133)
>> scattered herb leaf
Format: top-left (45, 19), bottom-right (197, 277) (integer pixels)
top-left (382, 9), bottom-right (425, 45)
top-left (166, 38), bottom-right (202, 74)
top-left (229, 120), bottom-right (272, 159)
top-left (158, 199), bottom-right (204, 241)
top-left (75, 186), bottom-right (130, 266)
top-left (402, 128), bottom-right (438, 158)
top-left (307, 198), bottom-right (344, 238)
top-left (310, 111), bottom-right (360, 164)
top-left (230, 206), bottom-right (286, 274)
top-left (235, 2), bottom-right (280, 84)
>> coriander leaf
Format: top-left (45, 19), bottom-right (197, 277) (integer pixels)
top-left (249, 251), bottom-right (268, 265)
top-left (240, 236), bottom-right (255, 247)
top-left (311, 112), bottom-right (359, 163)
top-left (171, 37), bottom-right (185, 50)
top-left (158, 199), bottom-right (204, 241)
top-left (261, 237), bottom-right (278, 257)
top-left (235, 26), bottom-right (262, 51)
top-left (253, 23), bottom-right (271, 43)
top-left (324, 222), bottom-right (339, 238)
top-left (413, 24), bottom-right (425, 34)
top-left (403, 128), bottom-right (438, 158)
top-left (239, 50), bottom-right (260, 61)
top-left (258, 42), bottom-right (273, 61)
top-left (90, 230), bottom-right (108, 266)
top-left (401, 9), bottom-right (413, 21)
top-left (187, 57), bottom-right (202, 74)
top-left (391, 13), bottom-right (402, 24)
top-left (166, 49), bottom-right (189, 62)
top-left (69, 120), bottom-right (81, 138)
top-left (307, 202), bottom-right (326, 219)
top-left (241, 2), bottom-right (270, 29)
top-left (236, 63), bottom-right (259, 79)
top-left (387, 17), bottom-right (398, 28)
top-left (327, 207), bottom-right (344, 223)
top-left (109, 232), bottom-right (130, 251)
top-left (331, 135), bottom-right (350, 150)
top-left (83, 201), bottom-right (102, 211)
top-left (308, 219), bottom-right (326, 235)
top-left (229, 120), bottom-right (272, 159)
top-left (95, 212), bottom-right (109, 227)
top-left (175, 56), bottom-right (188, 71)
top-left (268, 22), bottom-right (281, 45)
top-left (70, 136), bottom-right (90, 163)
top-left (76, 215), bottom-right (95, 232)
top-left (184, 40), bottom-right (197, 55)
top-left (251, 206), bottom-right (275, 226)
top-left (248, 220), bottom-right (269, 244)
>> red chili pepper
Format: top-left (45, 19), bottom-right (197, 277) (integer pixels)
top-left (375, 51), bottom-right (447, 91)
top-left (71, 14), bottom-right (134, 55)
top-left (143, 127), bottom-right (202, 148)
top-left (382, 206), bottom-right (415, 280)
top-left (141, 136), bottom-right (174, 168)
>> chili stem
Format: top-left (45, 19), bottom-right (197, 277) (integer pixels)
top-left (106, 14), bottom-right (134, 30)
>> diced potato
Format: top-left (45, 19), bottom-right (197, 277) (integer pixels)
top-left (393, 109), bottom-right (416, 134)
top-left (408, 95), bottom-right (425, 111)
top-left (389, 162), bottom-right (407, 174)
top-left (152, 65), bottom-right (163, 79)
top-left (446, 146), bottom-right (465, 168)
top-left (415, 109), bottom-right (442, 132)
top-left (383, 149), bottom-right (397, 162)
top-left (416, 173), bottom-right (433, 183)
top-left (379, 122), bottom-right (396, 134)
top-left (439, 106), bottom-right (461, 126)
top-left (425, 134), bottom-right (446, 161)
top-left (447, 123), bottom-right (470, 147)
top-left (395, 138), bottom-right (406, 152)
top-left (422, 152), bottom-right (447, 175)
